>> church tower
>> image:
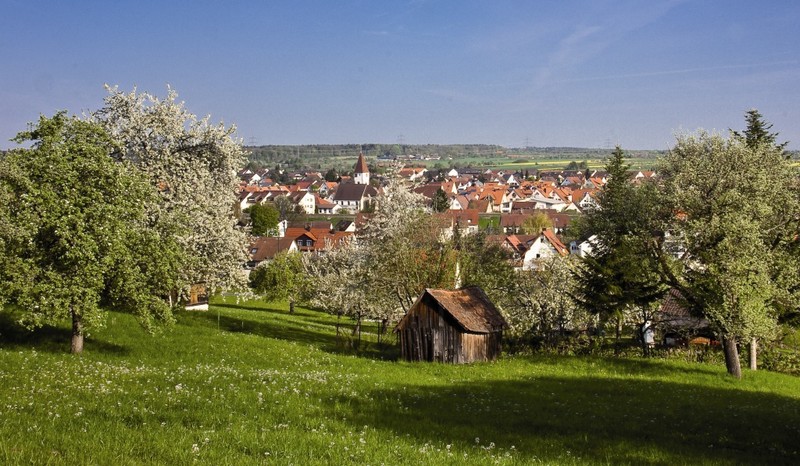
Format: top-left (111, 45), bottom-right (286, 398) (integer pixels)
top-left (353, 152), bottom-right (370, 185)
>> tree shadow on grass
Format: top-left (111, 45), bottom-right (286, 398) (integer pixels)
top-left (0, 312), bottom-right (130, 355)
top-left (527, 353), bottom-right (724, 378)
top-left (328, 374), bottom-right (800, 464)
top-left (212, 302), bottom-right (290, 314)
top-left (190, 308), bottom-right (398, 360)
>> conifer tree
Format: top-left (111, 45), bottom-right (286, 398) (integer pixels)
top-left (573, 147), bottom-right (666, 351)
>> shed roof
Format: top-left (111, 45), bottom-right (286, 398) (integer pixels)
top-left (397, 286), bottom-right (507, 334)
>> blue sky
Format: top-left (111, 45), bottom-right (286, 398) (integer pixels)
top-left (2, 0), bottom-right (799, 150)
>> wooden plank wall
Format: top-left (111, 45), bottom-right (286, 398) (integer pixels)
top-left (398, 297), bottom-right (503, 363)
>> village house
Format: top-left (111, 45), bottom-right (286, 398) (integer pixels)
top-left (487, 229), bottom-right (569, 270)
top-left (398, 167), bottom-right (428, 182)
top-left (520, 230), bottom-right (569, 270)
top-left (284, 225), bottom-right (353, 253)
top-left (571, 189), bottom-right (599, 211)
top-left (332, 183), bottom-right (378, 213)
top-left (480, 186), bottom-right (512, 213)
top-left (237, 168), bottom-right (262, 186)
top-left (570, 234), bottom-right (598, 257)
top-left (435, 209), bottom-right (481, 239)
top-left (314, 194), bottom-right (339, 215)
top-left (448, 194), bottom-right (471, 211)
top-left (246, 236), bottom-right (299, 270)
top-left (331, 153), bottom-right (379, 213)
top-left (287, 190), bottom-right (316, 215)
top-left (499, 213), bottom-right (529, 234)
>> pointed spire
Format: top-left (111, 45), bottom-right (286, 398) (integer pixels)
top-left (354, 151), bottom-right (369, 174)
top-left (353, 151), bottom-right (370, 185)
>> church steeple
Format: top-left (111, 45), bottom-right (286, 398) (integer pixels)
top-left (353, 151), bottom-right (369, 185)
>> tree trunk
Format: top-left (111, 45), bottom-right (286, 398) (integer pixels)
top-left (722, 336), bottom-right (742, 378)
top-left (749, 337), bottom-right (758, 371)
top-left (289, 297), bottom-right (295, 314)
top-left (639, 323), bottom-right (648, 358)
top-left (378, 318), bottom-right (388, 344)
top-left (71, 307), bottom-right (84, 355)
top-left (352, 314), bottom-right (362, 351)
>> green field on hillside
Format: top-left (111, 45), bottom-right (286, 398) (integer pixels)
top-left (375, 157), bottom-right (658, 172)
top-left (1, 299), bottom-right (799, 465)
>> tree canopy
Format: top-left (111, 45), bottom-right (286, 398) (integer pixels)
top-left (247, 203), bottom-right (280, 237)
top-left (250, 251), bottom-right (309, 313)
top-left (732, 108), bottom-right (788, 151)
top-left (573, 147), bottom-right (666, 317)
top-left (654, 130), bottom-right (799, 377)
top-left (96, 86), bottom-right (248, 297)
top-left (0, 113), bottom-right (181, 353)
top-left (432, 188), bottom-right (450, 212)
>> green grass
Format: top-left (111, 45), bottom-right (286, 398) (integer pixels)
top-left (1, 299), bottom-right (799, 465)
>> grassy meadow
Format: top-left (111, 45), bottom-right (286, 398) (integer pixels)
top-left (1, 298), bottom-right (799, 465)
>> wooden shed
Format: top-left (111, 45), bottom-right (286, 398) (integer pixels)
top-left (395, 286), bottom-right (508, 363)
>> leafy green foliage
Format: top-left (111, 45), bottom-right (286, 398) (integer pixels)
top-left (506, 258), bottom-right (588, 348)
top-left (272, 195), bottom-right (304, 222)
top-left (573, 147), bottom-right (667, 320)
top-left (0, 113), bottom-right (180, 351)
top-left (458, 233), bottom-right (516, 298)
top-left (245, 203), bottom-right (279, 236)
top-left (249, 251), bottom-right (309, 312)
top-left (324, 167), bottom-right (339, 182)
top-left (658, 135), bottom-right (795, 324)
top-left (654, 129), bottom-right (800, 377)
top-left (564, 159), bottom-right (589, 170)
top-left (732, 108), bottom-right (788, 151)
top-left (431, 188), bottom-right (450, 212)
top-left (520, 211), bottom-right (552, 235)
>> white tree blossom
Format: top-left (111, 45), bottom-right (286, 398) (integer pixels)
top-left (95, 86), bottom-right (248, 297)
top-left (505, 257), bottom-right (591, 345)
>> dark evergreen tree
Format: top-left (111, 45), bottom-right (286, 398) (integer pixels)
top-left (732, 109), bottom-right (788, 151)
top-left (572, 147), bottom-right (667, 351)
top-left (324, 167), bottom-right (339, 182)
top-left (432, 188), bottom-right (450, 212)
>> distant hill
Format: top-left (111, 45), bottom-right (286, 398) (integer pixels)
top-left (244, 144), bottom-right (669, 171)
top-left (244, 144), bottom-right (798, 172)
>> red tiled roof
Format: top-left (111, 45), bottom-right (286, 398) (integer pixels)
top-left (314, 194), bottom-right (336, 208)
top-left (354, 153), bottom-right (369, 174)
top-left (249, 237), bottom-right (297, 262)
top-left (542, 229), bottom-right (568, 255)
